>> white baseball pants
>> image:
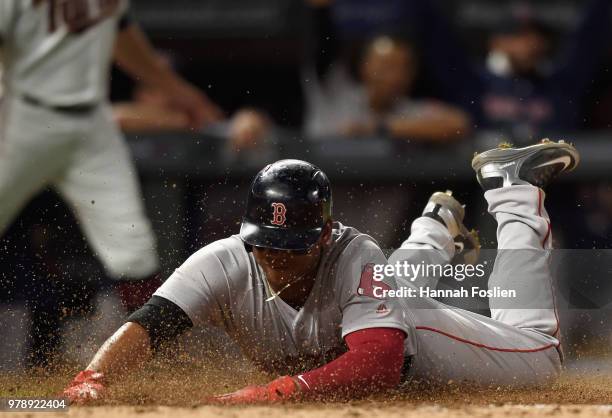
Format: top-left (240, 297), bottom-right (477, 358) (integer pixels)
top-left (389, 185), bottom-right (562, 386)
top-left (0, 97), bottom-right (159, 279)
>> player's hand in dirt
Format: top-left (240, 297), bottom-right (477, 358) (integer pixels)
top-left (62, 370), bottom-right (106, 405)
top-left (206, 376), bottom-right (300, 404)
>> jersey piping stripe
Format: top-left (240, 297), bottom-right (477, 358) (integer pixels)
top-left (537, 188), bottom-right (560, 339)
top-left (415, 326), bottom-right (558, 353)
top-left (538, 189), bottom-right (552, 247)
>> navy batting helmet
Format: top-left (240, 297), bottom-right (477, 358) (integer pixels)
top-left (240, 159), bottom-right (332, 250)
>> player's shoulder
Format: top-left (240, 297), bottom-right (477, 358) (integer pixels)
top-left (212, 235), bottom-right (248, 253)
top-left (178, 235), bottom-right (250, 277)
top-left (324, 223), bottom-right (387, 295)
top-left (330, 222), bottom-right (383, 263)
top-left (189, 235), bottom-right (247, 260)
top-left (333, 221), bottom-right (381, 247)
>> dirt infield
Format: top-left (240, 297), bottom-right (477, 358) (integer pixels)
top-left (1, 353), bottom-right (610, 418)
top-left (1, 404), bottom-right (611, 418)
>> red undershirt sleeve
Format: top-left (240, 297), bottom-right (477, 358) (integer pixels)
top-left (293, 327), bottom-right (406, 398)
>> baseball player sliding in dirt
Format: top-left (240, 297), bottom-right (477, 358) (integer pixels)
top-left (62, 139), bottom-right (578, 404)
top-left (0, 0), bottom-right (222, 310)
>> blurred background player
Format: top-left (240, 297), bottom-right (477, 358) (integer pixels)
top-left (0, 0), bottom-right (223, 365)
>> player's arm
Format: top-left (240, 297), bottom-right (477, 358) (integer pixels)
top-left (60, 322), bottom-right (149, 404)
top-left (86, 322), bottom-right (151, 377)
top-left (342, 102), bottom-right (472, 141)
top-left (113, 102), bottom-right (191, 132)
top-left (385, 102), bottom-right (472, 142)
top-left (113, 24), bottom-right (223, 128)
top-left (295, 327), bottom-right (406, 398)
top-left (210, 327), bottom-right (406, 404)
top-left (62, 296), bottom-right (193, 404)
top-left (63, 240), bottom-right (239, 404)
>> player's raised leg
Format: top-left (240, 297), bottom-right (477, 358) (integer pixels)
top-left (472, 139), bottom-right (580, 341)
top-left (55, 105), bottom-right (160, 311)
top-left (392, 140), bottom-right (577, 387)
top-left (388, 190), bottom-right (479, 290)
top-left (390, 191), bottom-right (558, 387)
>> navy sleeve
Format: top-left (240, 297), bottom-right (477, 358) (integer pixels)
top-left (127, 295), bottom-right (193, 350)
top-left (551, 0), bottom-right (612, 97)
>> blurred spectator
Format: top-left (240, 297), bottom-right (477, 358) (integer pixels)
top-left (303, 1), bottom-right (471, 142)
top-left (414, 0), bottom-right (612, 142)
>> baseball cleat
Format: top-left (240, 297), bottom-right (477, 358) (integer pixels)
top-left (422, 190), bottom-right (480, 265)
top-left (471, 138), bottom-right (580, 191)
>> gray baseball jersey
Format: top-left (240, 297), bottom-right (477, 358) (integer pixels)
top-left (0, 0), bottom-right (128, 106)
top-left (154, 222), bottom-right (412, 375)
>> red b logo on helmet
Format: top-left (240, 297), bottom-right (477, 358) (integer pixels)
top-left (271, 202), bottom-right (287, 226)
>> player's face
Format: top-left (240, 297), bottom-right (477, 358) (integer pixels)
top-left (361, 39), bottom-right (416, 108)
top-left (253, 244), bottom-right (322, 277)
top-left (252, 222), bottom-right (333, 284)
